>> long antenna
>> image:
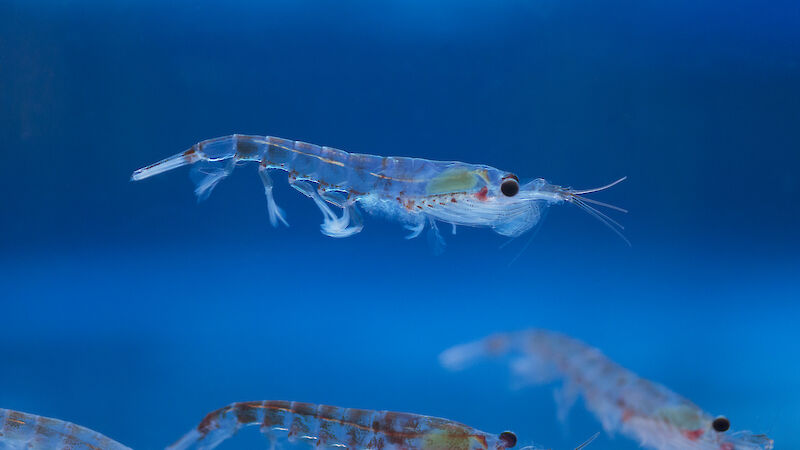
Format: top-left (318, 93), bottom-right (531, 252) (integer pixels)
top-left (575, 432), bottom-right (601, 450)
top-left (569, 176), bottom-right (627, 195)
top-left (562, 177), bottom-right (629, 245)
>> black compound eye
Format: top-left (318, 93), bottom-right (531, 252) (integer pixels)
top-left (499, 431), bottom-right (517, 448)
top-left (501, 179), bottom-right (519, 197)
top-left (712, 416), bottom-right (730, 432)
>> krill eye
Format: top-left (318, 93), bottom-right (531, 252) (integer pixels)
top-left (712, 416), bottom-right (730, 432)
top-left (501, 179), bottom-right (519, 197)
top-left (499, 431), bottom-right (517, 448)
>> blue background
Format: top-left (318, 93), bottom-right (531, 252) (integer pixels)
top-left (1, 1), bottom-right (798, 448)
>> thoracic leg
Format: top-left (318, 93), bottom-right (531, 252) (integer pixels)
top-left (427, 217), bottom-right (446, 255)
top-left (289, 179), bottom-right (363, 238)
top-left (404, 219), bottom-right (425, 239)
top-left (190, 159), bottom-right (235, 202)
top-left (554, 380), bottom-right (579, 425)
top-left (320, 189), bottom-right (363, 238)
top-left (258, 166), bottom-right (288, 227)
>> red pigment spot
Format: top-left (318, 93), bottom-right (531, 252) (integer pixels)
top-left (475, 186), bottom-right (488, 201)
top-left (682, 429), bottom-right (705, 441)
top-left (197, 410), bottom-right (220, 435)
top-left (450, 197), bottom-right (457, 203)
top-left (183, 148), bottom-right (198, 163)
top-left (486, 336), bottom-right (506, 355)
top-left (235, 403), bottom-right (258, 424)
top-left (621, 409), bottom-right (633, 422)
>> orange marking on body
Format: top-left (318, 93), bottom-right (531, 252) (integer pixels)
top-left (282, 142), bottom-right (345, 167)
top-left (369, 172), bottom-right (423, 183)
top-left (183, 148), bottom-right (199, 163)
top-left (475, 186), bottom-right (488, 201)
top-left (266, 139), bottom-right (345, 167)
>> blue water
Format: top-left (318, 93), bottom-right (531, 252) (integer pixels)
top-left (1, 1), bottom-right (798, 449)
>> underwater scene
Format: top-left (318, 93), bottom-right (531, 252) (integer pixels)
top-left (1, 0), bottom-right (798, 449)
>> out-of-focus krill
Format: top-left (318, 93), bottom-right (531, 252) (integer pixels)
top-left (440, 330), bottom-right (773, 450)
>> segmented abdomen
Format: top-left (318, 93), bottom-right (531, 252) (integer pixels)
top-left (169, 400), bottom-right (502, 450)
top-left (0, 408), bottom-right (130, 450)
top-left (197, 134), bottom-right (485, 198)
top-left (441, 331), bottom-right (740, 449)
top-left (516, 331), bottom-right (682, 412)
